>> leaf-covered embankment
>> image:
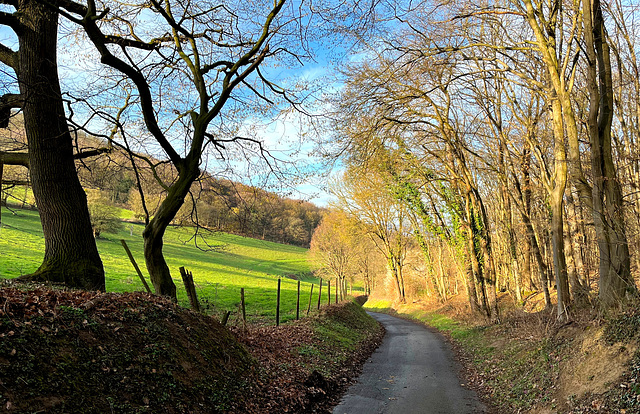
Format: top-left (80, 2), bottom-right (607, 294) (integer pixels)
top-left (0, 287), bottom-right (383, 413)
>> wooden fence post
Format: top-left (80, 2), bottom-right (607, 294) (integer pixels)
top-left (221, 311), bottom-right (231, 326)
top-left (336, 278), bottom-right (339, 303)
top-left (317, 278), bottom-right (323, 310)
top-left (307, 284), bottom-right (314, 315)
top-left (327, 280), bottom-right (331, 305)
top-left (179, 266), bottom-right (201, 313)
top-left (120, 239), bottom-right (152, 293)
top-left (296, 281), bottom-right (301, 320)
top-left (276, 278), bottom-right (281, 326)
top-left (241, 288), bottom-right (247, 327)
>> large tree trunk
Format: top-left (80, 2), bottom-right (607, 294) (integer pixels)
top-left (583, 0), bottom-right (636, 306)
top-left (17, 0), bottom-right (104, 290)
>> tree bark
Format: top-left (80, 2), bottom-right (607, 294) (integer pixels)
top-left (16, 0), bottom-right (104, 290)
top-left (464, 195), bottom-right (491, 319)
top-left (565, 189), bottom-right (588, 301)
top-left (521, 212), bottom-right (551, 308)
top-left (520, 144), bottom-right (538, 291)
top-left (551, 189), bottom-right (570, 319)
top-left (474, 193), bottom-right (500, 322)
top-left (465, 260), bottom-right (481, 314)
top-left (583, 0), bottom-right (636, 306)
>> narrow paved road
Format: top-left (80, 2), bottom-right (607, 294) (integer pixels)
top-left (333, 312), bottom-right (485, 414)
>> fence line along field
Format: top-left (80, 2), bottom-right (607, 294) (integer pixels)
top-left (0, 207), bottom-right (332, 324)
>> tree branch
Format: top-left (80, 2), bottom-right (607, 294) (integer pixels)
top-left (0, 43), bottom-right (18, 69)
top-left (48, 0), bottom-right (158, 50)
top-left (104, 35), bottom-right (157, 50)
top-left (73, 147), bottom-right (111, 160)
top-left (50, 0), bottom-right (87, 16)
top-left (1, 179), bottom-right (29, 186)
top-left (65, 0), bottom-right (184, 168)
top-left (0, 151), bottom-right (28, 167)
top-left (0, 11), bottom-right (22, 34)
top-left (0, 93), bottom-right (22, 127)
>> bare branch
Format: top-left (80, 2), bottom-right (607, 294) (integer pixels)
top-left (1, 179), bottom-right (29, 185)
top-left (0, 43), bottom-right (17, 69)
top-left (0, 94), bottom-right (21, 127)
top-left (0, 151), bottom-right (28, 167)
top-left (0, 10), bottom-right (22, 34)
top-left (104, 35), bottom-right (157, 50)
top-left (73, 147), bottom-right (111, 160)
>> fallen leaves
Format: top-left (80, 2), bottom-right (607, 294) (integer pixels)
top-left (0, 286), bottom-right (384, 413)
top-left (231, 305), bottom-right (384, 413)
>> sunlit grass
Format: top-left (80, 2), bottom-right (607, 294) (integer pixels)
top-left (0, 207), bottom-right (332, 324)
top-left (362, 298), bottom-right (393, 312)
top-left (116, 207), bottom-right (136, 220)
top-left (364, 297), bottom-right (479, 341)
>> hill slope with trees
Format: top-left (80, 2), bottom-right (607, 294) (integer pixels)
top-left (1, 113), bottom-right (325, 249)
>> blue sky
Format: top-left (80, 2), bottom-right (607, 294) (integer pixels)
top-left (0, 0), bottom-right (358, 207)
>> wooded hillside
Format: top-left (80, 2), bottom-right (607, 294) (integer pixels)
top-left (1, 113), bottom-right (324, 247)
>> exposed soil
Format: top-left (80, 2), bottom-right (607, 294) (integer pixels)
top-left (0, 284), bottom-right (384, 413)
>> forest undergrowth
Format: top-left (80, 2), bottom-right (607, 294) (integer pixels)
top-left (366, 293), bottom-right (640, 414)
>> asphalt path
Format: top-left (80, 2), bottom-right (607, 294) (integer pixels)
top-left (333, 312), bottom-right (485, 414)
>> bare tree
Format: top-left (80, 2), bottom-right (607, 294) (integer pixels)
top-left (332, 166), bottom-right (410, 303)
top-left (52, 0), bottom-right (305, 300)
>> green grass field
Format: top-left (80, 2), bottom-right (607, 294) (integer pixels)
top-left (0, 207), bottom-right (336, 324)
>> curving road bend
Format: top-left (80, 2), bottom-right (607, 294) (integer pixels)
top-left (333, 312), bottom-right (485, 414)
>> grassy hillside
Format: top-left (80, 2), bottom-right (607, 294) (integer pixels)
top-left (0, 207), bottom-right (326, 324)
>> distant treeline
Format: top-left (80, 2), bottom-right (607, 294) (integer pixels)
top-left (1, 116), bottom-right (325, 247)
top-left (82, 154), bottom-right (325, 247)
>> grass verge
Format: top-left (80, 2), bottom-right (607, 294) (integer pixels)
top-left (365, 295), bottom-right (640, 413)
